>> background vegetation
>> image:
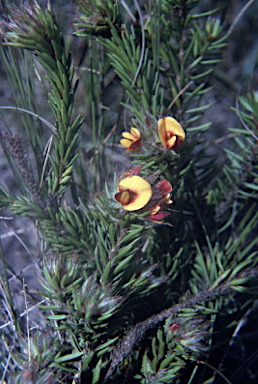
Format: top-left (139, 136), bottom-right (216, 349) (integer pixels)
top-left (0, 0), bottom-right (258, 383)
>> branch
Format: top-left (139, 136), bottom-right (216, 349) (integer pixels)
top-left (105, 283), bottom-right (235, 381)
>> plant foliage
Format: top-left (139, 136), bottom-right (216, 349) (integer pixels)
top-left (0, 0), bottom-right (257, 383)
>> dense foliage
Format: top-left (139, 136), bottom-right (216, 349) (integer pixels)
top-left (0, 0), bottom-right (257, 383)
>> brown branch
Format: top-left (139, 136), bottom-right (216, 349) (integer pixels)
top-left (105, 284), bottom-right (232, 381)
top-left (106, 267), bottom-right (258, 381)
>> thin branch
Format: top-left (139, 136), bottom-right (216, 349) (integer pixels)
top-left (167, 81), bottom-right (193, 112)
top-left (0, 350), bottom-right (12, 384)
top-left (23, 279), bottom-right (31, 363)
top-left (0, 106), bottom-right (57, 135)
top-left (121, 0), bottom-right (137, 23)
top-left (231, 299), bottom-right (258, 343)
top-left (88, 124), bottom-right (117, 165)
top-left (217, 299), bottom-right (258, 380)
top-left (3, 222), bottom-right (39, 269)
top-left (0, 299), bottom-right (46, 330)
top-left (0, 225), bottom-right (33, 239)
top-left (198, 360), bottom-right (232, 384)
top-left (229, 348), bottom-right (258, 382)
top-left (41, 134), bottom-right (54, 189)
top-left (227, 0), bottom-right (255, 35)
top-left (0, 279), bottom-right (14, 331)
top-left (214, 133), bottom-right (237, 144)
top-left (236, 97), bottom-right (258, 141)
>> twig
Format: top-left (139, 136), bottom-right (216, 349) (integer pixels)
top-left (0, 106), bottom-right (57, 135)
top-left (167, 81), bottom-right (193, 112)
top-left (6, 263), bottom-right (38, 287)
top-left (23, 279), bottom-right (31, 363)
top-left (0, 280), bottom-right (15, 331)
top-left (88, 124), bottom-right (117, 165)
top-left (121, 0), bottom-right (137, 23)
top-left (231, 299), bottom-right (258, 344)
top-left (0, 299), bottom-right (46, 330)
top-left (227, 0), bottom-right (255, 35)
top-left (0, 225), bottom-right (33, 239)
top-left (236, 97), bottom-right (258, 141)
top-left (41, 134), bottom-right (54, 188)
top-left (214, 133), bottom-right (237, 144)
top-left (229, 347), bottom-right (258, 381)
top-left (3, 222), bottom-right (40, 270)
top-left (0, 350), bottom-right (12, 384)
top-left (216, 299), bottom-right (258, 381)
top-left (198, 360), bottom-right (232, 384)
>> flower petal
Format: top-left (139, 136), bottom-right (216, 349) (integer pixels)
top-left (130, 127), bottom-right (141, 138)
top-left (126, 137), bottom-right (142, 152)
top-left (118, 176), bottom-right (152, 211)
top-left (149, 211), bottom-right (170, 222)
top-left (166, 136), bottom-right (177, 148)
top-left (151, 204), bottom-right (161, 215)
top-left (165, 117), bottom-right (185, 140)
top-left (158, 118), bottom-right (167, 147)
top-left (120, 138), bottom-right (131, 148)
top-left (122, 132), bottom-right (135, 140)
top-left (156, 179), bottom-right (172, 195)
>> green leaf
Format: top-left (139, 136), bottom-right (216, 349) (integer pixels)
top-left (47, 314), bottom-right (68, 320)
top-left (55, 351), bottom-right (84, 363)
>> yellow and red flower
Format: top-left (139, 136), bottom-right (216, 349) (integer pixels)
top-left (149, 179), bottom-right (172, 222)
top-left (115, 175), bottom-right (152, 211)
top-left (115, 167), bottom-right (172, 222)
top-left (158, 117), bottom-right (185, 149)
top-left (120, 127), bottom-right (142, 152)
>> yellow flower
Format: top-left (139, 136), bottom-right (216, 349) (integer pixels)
top-left (115, 175), bottom-right (152, 211)
top-left (120, 127), bottom-right (142, 152)
top-left (115, 167), bottom-right (173, 222)
top-left (158, 117), bottom-right (185, 149)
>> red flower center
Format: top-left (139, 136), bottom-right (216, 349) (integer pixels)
top-left (166, 132), bottom-right (180, 149)
top-left (116, 189), bottom-right (137, 206)
top-left (166, 131), bottom-right (174, 140)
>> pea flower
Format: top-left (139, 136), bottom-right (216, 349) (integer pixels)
top-left (158, 117), bottom-right (185, 149)
top-left (115, 175), bottom-right (152, 211)
top-left (115, 167), bottom-right (172, 222)
top-left (120, 127), bottom-right (142, 152)
top-left (149, 180), bottom-right (172, 222)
